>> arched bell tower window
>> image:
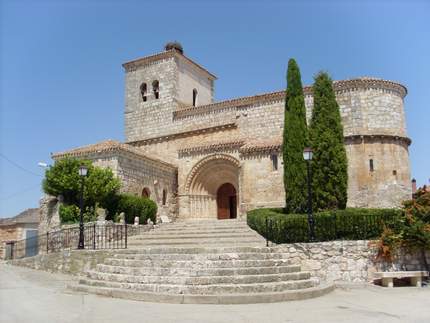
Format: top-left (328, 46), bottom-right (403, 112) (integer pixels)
top-left (152, 80), bottom-right (160, 99)
top-left (140, 83), bottom-right (147, 102)
top-left (192, 88), bottom-right (198, 107)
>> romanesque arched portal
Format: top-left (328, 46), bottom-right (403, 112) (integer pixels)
top-left (185, 154), bottom-right (240, 219)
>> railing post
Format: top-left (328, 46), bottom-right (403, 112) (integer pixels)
top-left (125, 223), bottom-right (128, 249)
top-left (93, 223), bottom-right (96, 250)
top-left (46, 231), bottom-right (49, 254)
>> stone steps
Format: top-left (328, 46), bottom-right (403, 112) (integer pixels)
top-left (69, 220), bottom-right (333, 303)
top-left (103, 258), bottom-right (291, 268)
top-left (77, 277), bottom-right (315, 294)
top-left (113, 252), bottom-right (288, 261)
top-left (132, 232), bottom-right (260, 240)
top-left (150, 228), bottom-right (253, 235)
top-left (114, 246), bottom-right (277, 254)
top-left (70, 283), bottom-right (335, 304)
top-left (85, 271), bottom-right (311, 285)
top-left (128, 239), bottom-right (264, 247)
top-left (95, 264), bottom-right (302, 276)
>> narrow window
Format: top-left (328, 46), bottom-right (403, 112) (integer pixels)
top-left (369, 159), bottom-right (374, 172)
top-left (271, 154), bottom-right (278, 171)
top-left (162, 189), bottom-right (167, 206)
top-left (140, 83), bottom-right (147, 102)
top-left (392, 170), bottom-right (397, 176)
top-left (152, 80), bottom-right (159, 99)
top-left (192, 88), bottom-right (198, 107)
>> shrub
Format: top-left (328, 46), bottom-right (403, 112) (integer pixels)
top-left (59, 204), bottom-right (80, 224)
top-left (247, 207), bottom-right (402, 243)
top-left (116, 194), bottom-right (157, 224)
top-left (59, 204), bottom-right (97, 224)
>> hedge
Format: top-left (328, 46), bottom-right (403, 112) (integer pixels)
top-left (116, 194), bottom-right (157, 224)
top-left (247, 208), bottom-right (403, 243)
top-left (59, 204), bottom-right (97, 224)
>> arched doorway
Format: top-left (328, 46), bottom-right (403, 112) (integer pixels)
top-left (185, 154), bottom-right (240, 219)
top-left (142, 187), bottom-right (150, 198)
top-left (217, 183), bottom-right (237, 220)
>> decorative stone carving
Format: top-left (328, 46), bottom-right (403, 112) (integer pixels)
top-left (96, 208), bottom-right (107, 224)
top-left (118, 212), bottom-right (125, 224)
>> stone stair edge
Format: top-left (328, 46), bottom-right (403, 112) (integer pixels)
top-left (68, 282), bottom-right (334, 304)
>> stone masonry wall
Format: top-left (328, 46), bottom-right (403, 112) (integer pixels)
top-left (133, 85), bottom-right (410, 217)
top-left (124, 57), bottom-right (178, 141)
top-left (277, 240), bottom-right (430, 283)
top-left (73, 151), bottom-right (178, 221)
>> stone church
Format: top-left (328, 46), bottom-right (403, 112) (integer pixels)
top-left (53, 43), bottom-right (412, 222)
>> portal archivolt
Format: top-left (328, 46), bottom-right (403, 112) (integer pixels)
top-left (186, 154), bottom-right (240, 219)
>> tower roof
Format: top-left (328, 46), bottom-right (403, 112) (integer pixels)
top-left (122, 46), bottom-right (217, 80)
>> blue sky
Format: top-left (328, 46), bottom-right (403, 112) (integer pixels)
top-left (1, 0), bottom-right (429, 218)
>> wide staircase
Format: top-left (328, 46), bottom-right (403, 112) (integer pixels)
top-left (70, 220), bottom-right (333, 304)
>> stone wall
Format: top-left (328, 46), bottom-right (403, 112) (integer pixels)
top-left (121, 48), bottom-right (412, 218)
top-left (124, 56), bottom-right (178, 141)
top-left (277, 240), bottom-right (430, 283)
top-left (8, 249), bottom-right (116, 275)
top-left (69, 150), bottom-right (178, 221)
top-left (0, 224), bottom-right (39, 259)
top-left (130, 79), bottom-right (411, 217)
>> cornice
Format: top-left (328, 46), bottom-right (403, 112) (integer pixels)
top-left (127, 123), bottom-right (237, 146)
top-left (344, 134), bottom-right (412, 146)
top-left (173, 78), bottom-right (407, 119)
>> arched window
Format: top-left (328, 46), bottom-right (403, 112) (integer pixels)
top-left (162, 189), bottom-right (167, 206)
top-left (140, 83), bottom-right (147, 102)
top-left (142, 187), bottom-right (150, 198)
top-left (192, 88), bottom-right (198, 107)
top-left (152, 80), bottom-right (159, 99)
top-left (369, 159), bottom-right (374, 172)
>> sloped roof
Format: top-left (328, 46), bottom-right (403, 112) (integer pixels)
top-left (122, 49), bottom-right (217, 80)
top-left (52, 140), bottom-right (176, 169)
top-left (0, 208), bottom-right (39, 226)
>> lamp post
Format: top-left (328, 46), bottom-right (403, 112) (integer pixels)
top-left (78, 165), bottom-right (88, 249)
top-left (303, 147), bottom-right (315, 242)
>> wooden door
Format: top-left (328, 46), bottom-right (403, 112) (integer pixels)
top-left (217, 183), bottom-right (237, 220)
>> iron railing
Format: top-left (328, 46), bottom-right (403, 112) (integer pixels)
top-left (4, 223), bottom-right (146, 260)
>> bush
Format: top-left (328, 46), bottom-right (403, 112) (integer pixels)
top-left (59, 204), bottom-right (97, 224)
top-left (59, 204), bottom-right (80, 224)
top-left (116, 194), bottom-right (157, 224)
top-left (247, 207), bottom-right (403, 243)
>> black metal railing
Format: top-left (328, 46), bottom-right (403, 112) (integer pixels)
top-left (4, 223), bottom-right (146, 260)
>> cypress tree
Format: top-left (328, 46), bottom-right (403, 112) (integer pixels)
top-left (309, 72), bottom-right (348, 211)
top-left (283, 59), bottom-right (308, 213)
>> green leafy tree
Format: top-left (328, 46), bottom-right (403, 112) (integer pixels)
top-left (309, 72), bottom-right (348, 211)
top-left (43, 157), bottom-right (121, 209)
top-left (401, 188), bottom-right (430, 270)
top-left (283, 59), bottom-right (309, 213)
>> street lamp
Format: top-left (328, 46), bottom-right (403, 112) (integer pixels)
top-left (78, 165), bottom-right (88, 249)
top-left (303, 147), bottom-right (315, 241)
